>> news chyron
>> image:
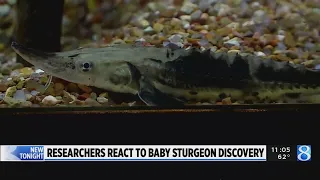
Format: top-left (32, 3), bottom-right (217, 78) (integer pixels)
top-left (0, 145), bottom-right (311, 162)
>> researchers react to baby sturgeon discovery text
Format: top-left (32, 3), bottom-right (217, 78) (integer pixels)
top-left (47, 147), bottom-right (265, 158)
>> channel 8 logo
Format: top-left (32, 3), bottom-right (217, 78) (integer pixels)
top-left (297, 145), bottom-right (311, 161)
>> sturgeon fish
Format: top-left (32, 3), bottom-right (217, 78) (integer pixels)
top-left (11, 41), bottom-right (320, 106)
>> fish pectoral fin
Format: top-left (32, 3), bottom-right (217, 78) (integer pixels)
top-left (138, 77), bottom-right (185, 107)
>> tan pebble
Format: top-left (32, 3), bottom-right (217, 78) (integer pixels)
top-left (284, 32), bottom-right (296, 48)
top-left (230, 46), bottom-right (240, 50)
top-left (301, 52), bottom-right (309, 59)
top-left (264, 45), bottom-right (274, 50)
top-left (219, 47), bottom-right (229, 52)
top-left (63, 90), bottom-right (76, 103)
top-left (20, 101), bottom-right (32, 107)
top-left (77, 84), bottom-right (92, 93)
top-left (222, 97), bottom-right (232, 105)
top-left (54, 83), bottom-right (65, 91)
top-left (293, 59), bottom-right (302, 64)
top-left (170, 18), bottom-right (182, 26)
top-left (0, 83), bottom-right (8, 92)
top-left (216, 102), bottom-right (223, 105)
top-left (55, 96), bottom-right (63, 100)
top-left (153, 23), bottom-right (164, 33)
top-left (193, 25), bottom-right (205, 31)
top-left (75, 100), bottom-right (86, 106)
top-left (200, 13), bottom-right (209, 24)
top-left (199, 30), bottom-right (208, 34)
top-left (139, 19), bottom-right (150, 28)
top-left (5, 86), bottom-right (17, 97)
top-left (66, 83), bottom-right (79, 92)
top-left (131, 27), bottom-right (144, 37)
top-left (85, 98), bottom-right (101, 106)
top-left (180, 15), bottom-right (191, 22)
top-left (0, 103), bottom-right (7, 107)
top-left (252, 32), bottom-right (261, 40)
top-left (216, 27), bottom-right (232, 36)
top-left (41, 95), bottom-right (61, 106)
top-left (303, 60), bottom-right (314, 68)
top-left (228, 49), bottom-right (240, 53)
top-left (228, 33), bottom-right (234, 39)
top-left (160, 8), bottom-right (176, 18)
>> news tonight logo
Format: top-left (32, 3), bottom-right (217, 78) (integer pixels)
top-left (296, 145), bottom-right (311, 162)
top-left (3, 146), bottom-right (44, 161)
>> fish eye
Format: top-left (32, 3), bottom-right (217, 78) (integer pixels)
top-left (81, 62), bottom-right (92, 72)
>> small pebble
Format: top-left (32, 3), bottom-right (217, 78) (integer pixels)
top-left (224, 37), bottom-right (241, 48)
top-left (19, 101), bottom-right (32, 107)
top-left (54, 83), bottom-right (65, 92)
top-left (180, 2), bottom-right (197, 15)
top-left (16, 80), bottom-right (25, 89)
top-left (25, 94), bottom-right (33, 101)
top-left (222, 97), bottom-right (232, 105)
top-left (5, 86), bottom-right (17, 97)
top-left (153, 23), bottom-right (164, 33)
top-left (85, 98), bottom-right (101, 106)
top-left (30, 90), bottom-right (40, 96)
top-left (19, 67), bottom-right (34, 77)
top-left (190, 10), bottom-right (202, 22)
top-left (284, 32), bottom-right (296, 48)
top-left (0, 83), bottom-right (7, 92)
top-left (63, 90), bottom-right (76, 103)
top-left (254, 51), bottom-right (266, 57)
top-left (144, 26), bottom-right (154, 34)
top-left (97, 97), bottom-right (108, 104)
top-left (41, 95), bottom-right (61, 106)
top-left (66, 83), bottom-right (79, 92)
top-left (90, 92), bottom-right (97, 100)
top-left (39, 76), bottom-right (48, 84)
top-left (180, 15), bottom-right (191, 22)
top-left (3, 97), bottom-right (20, 107)
top-left (35, 69), bottom-right (45, 74)
top-left (13, 90), bottom-right (26, 101)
